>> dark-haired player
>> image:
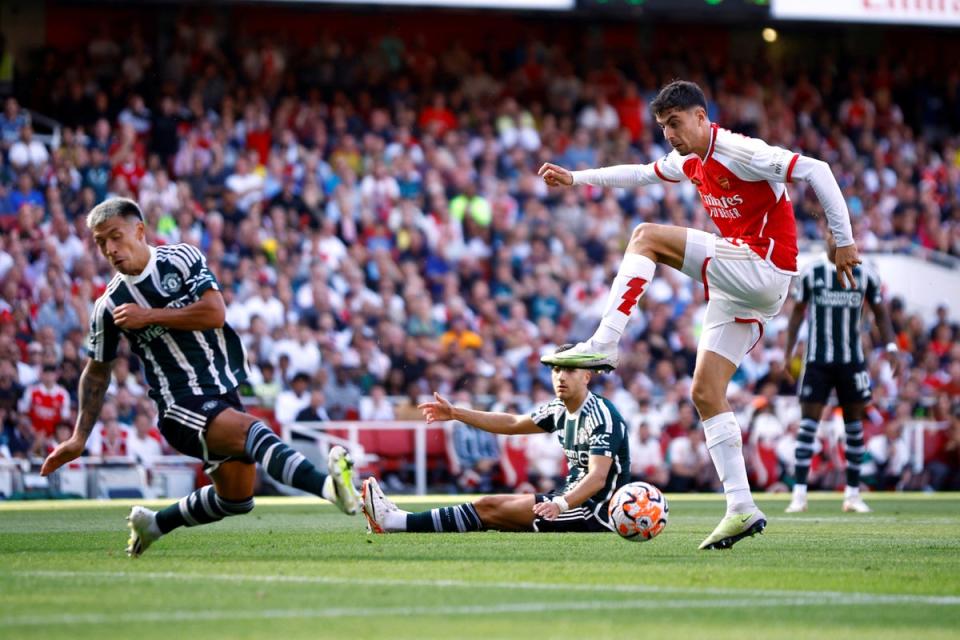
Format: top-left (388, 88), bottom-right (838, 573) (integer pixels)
top-left (361, 346), bottom-right (630, 535)
top-left (537, 80), bottom-right (859, 550)
top-left (41, 198), bottom-right (359, 556)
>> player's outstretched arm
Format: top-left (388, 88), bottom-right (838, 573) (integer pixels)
top-left (418, 392), bottom-right (541, 435)
top-left (788, 156), bottom-right (861, 288)
top-left (41, 359), bottom-right (113, 476)
top-left (538, 161), bottom-right (668, 190)
top-left (113, 289), bottom-right (226, 332)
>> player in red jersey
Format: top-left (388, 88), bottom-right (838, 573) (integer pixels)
top-left (538, 80), bottom-right (860, 550)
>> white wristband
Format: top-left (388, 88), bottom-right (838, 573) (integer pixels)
top-left (551, 496), bottom-right (569, 512)
top-left (885, 342), bottom-right (899, 354)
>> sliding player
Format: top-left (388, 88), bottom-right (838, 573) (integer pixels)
top-left (41, 198), bottom-right (359, 556)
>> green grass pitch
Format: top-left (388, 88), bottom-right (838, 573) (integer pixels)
top-left (1, 493), bottom-right (958, 639)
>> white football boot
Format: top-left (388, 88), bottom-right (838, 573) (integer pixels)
top-left (361, 477), bottom-right (399, 534)
top-left (785, 497), bottom-right (808, 513)
top-left (325, 445), bottom-right (360, 515)
top-left (539, 339), bottom-right (619, 371)
top-left (698, 508), bottom-right (767, 550)
top-left (842, 495), bottom-right (872, 513)
top-left (126, 506), bottom-right (162, 558)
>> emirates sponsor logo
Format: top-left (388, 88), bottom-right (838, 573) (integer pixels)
top-left (701, 192), bottom-right (744, 208)
top-left (700, 191), bottom-right (744, 219)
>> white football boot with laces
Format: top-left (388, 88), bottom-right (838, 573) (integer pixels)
top-left (361, 477), bottom-right (399, 534)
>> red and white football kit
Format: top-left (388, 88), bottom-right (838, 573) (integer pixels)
top-left (571, 124), bottom-right (853, 365)
top-left (18, 382), bottom-right (71, 437)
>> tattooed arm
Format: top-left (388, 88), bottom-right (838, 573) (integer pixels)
top-left (41, 359), bottom-right (113, 476)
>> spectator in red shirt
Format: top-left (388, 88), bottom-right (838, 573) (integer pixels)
top-left (18, 364), bottom-right (71, 438)
top-left (419, 93), bottom-right (457, 138)
top-left (615, 82), bottom-right (646, 143)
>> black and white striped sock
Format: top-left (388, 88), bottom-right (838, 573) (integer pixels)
top-left (844, 420), bottom-right (865, 489)
top-left (794, 418), bottom-right (819, 486)
top-left (155, 485), bottom-right (255, 534)
top-left (406, 503), bottom-right (484, 533)
top-left (244, 421), bottom-right (327, 497)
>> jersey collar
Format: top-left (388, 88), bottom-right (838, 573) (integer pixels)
top-left (122, 245), bottom-right (157, 285)
top-left (565, 391), bottom-right (593, 419)
top-left (703, 123), bottom-right (719, 162)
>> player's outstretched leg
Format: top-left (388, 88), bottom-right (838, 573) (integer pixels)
top-left (841, 417), bottom-right (871, 513)
top-left (244, 421), bottom-right (359, 515)
top-left (127, 461), bottom-right (257, 558)
top-left (126, 486), bottom-right (255, 558)
top-left (541, 224), bottom-right (685, 371)
top-left (361, 477), bottom-right (484, 534)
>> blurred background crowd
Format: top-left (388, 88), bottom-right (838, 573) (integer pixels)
top-left (0, 7), bottom-right (958, 497)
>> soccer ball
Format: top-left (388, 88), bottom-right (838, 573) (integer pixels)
top-left (608, 481), bottom-right (669, 541)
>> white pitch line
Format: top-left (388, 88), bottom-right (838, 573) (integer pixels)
top-left (7, 570), bottom-right (960, 607)
top-left (0, 595), bottom-right (938, 628)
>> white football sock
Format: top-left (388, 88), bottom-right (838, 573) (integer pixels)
top-left (384, 510), bottom-right (409, 532)
top-left (702, 412), bottom-right (754, 514)
top-left (844, 485), bottom-right (860, 500)
top-left (792, 483), bottom-right (808, 501)
top-left (593, 253), bottom-right (656, 345)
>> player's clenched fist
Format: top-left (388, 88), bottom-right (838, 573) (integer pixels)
top-left (113, 303), bottom-right (153, 329)
top-left (538, 163), bottom-right (574, 188)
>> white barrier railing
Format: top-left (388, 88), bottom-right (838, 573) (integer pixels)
top-left (284, 421), bottom-right (441, 496)
top-left (2, 455), bottom-right (200, 499)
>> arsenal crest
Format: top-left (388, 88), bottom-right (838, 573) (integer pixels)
top-left (718, 176), bottom-right (731, 189)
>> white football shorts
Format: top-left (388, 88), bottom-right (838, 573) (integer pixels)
top-left (680, 228), bottom-right (792, 366)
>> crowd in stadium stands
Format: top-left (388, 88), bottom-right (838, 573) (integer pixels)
top-left (0, 19), bottom-right (958, 496)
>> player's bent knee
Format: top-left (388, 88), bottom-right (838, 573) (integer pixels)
top-left (629, 223), bottom-right (653, 250)
top-left (472, 495), bottom-right (506, 522)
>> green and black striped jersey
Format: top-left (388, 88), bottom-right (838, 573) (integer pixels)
top-left (87, 244), bottom-right (249, 415)
top-left (794, 256), bottom-right (882, 366)
top-left (529, 392), bottom-right (630, 523)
